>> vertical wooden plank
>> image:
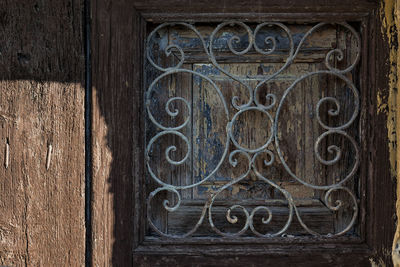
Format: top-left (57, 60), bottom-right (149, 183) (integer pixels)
top-left (369, 7), bottom-right (397, 265)
top-left (145, 28), bottom-right (172, 235)
top-left (326, 25), bottom-right (360, 234)
top-left (192, 63), bottom-right (229, 200)
top-left (91, 0), bottom-right (141, 265)
top-left (145, 60), bottom-right (193, 234)
top-left (0, 0), bottom-right (85, 266)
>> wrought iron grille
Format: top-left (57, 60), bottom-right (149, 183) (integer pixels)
top-left (144, 21), bottom-right (361, 239)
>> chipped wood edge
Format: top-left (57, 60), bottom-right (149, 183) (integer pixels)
top-left (380, 0), bottom-right (400, 266)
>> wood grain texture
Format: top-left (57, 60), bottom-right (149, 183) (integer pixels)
top-left (0, 0), bottom-right (85, 266)
top-left (91, 0), bottom-right (144, 266)
top-left (145, 23), bottom-right (359, 238)
top-left (133, 253), bottom-right (371, 267)
top-left (133, 0), bottom-right (378, 14)
top-left (367, 8), bottom-right (397, 265)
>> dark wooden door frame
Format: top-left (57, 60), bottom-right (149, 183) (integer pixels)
top-left (84, 0), bottom-right (93, 266)
top-left (90, 1), bottom-right (395, 266)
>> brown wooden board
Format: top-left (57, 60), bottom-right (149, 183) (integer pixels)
top-left (91, 0), bottom-right (144, 265)
top-left (0, 0), bottom-right (85, 266)
top-left (367, 8), bottom-right (397, 265)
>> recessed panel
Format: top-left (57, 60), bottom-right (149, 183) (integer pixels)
top-left (144, 21), bottom-right (361, 239)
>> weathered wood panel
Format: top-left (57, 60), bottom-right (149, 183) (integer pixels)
top-left (0, 0), bottom-right (85, 266)
top-left (133, 0), bottom-right (378, 17)
top-left (91, 0), bottom-right (144, 266)
top-left (145, 23), bottom-right (359, 237)
top-left (133, 253), bottom-right (371, 267)
top-left (91, 1), bottom-right (395, 266)
top-left (368, 6), bottom-right (397, 265)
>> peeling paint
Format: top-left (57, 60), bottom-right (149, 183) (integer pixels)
top-left (377, 90), bottom-right (389, 114)
top-left (394, 240), bottom-right (400, 265)
top-left (370, 257), bottom-right (387, 267)
top-left (381, 0), bottom-right (398, 179)
top-left (381, 0), bottom-right (400, 266)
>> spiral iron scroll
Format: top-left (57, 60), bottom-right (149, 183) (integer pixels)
top-left (145, 21), bottom-right (361, 238)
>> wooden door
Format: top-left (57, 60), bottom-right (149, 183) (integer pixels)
top-left (90, 1), bottom-right (396, 266)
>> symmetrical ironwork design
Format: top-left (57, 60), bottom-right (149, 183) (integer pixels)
top-left (145, 21), bottom-right (361, 238)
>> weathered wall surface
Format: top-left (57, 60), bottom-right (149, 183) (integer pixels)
top-left (0, 0), bottom-right (85, 266)
top-left (380, 0), bottom-right (400, 266)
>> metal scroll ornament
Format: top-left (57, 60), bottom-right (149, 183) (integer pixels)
top-left (145, 22), bottom-right (360, 238)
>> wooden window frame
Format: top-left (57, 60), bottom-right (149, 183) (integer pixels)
top-left (92, 1), bottom-right (395, 265)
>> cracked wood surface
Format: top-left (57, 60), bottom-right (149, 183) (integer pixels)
top-left (0, 0), bottom-right (85, 266)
